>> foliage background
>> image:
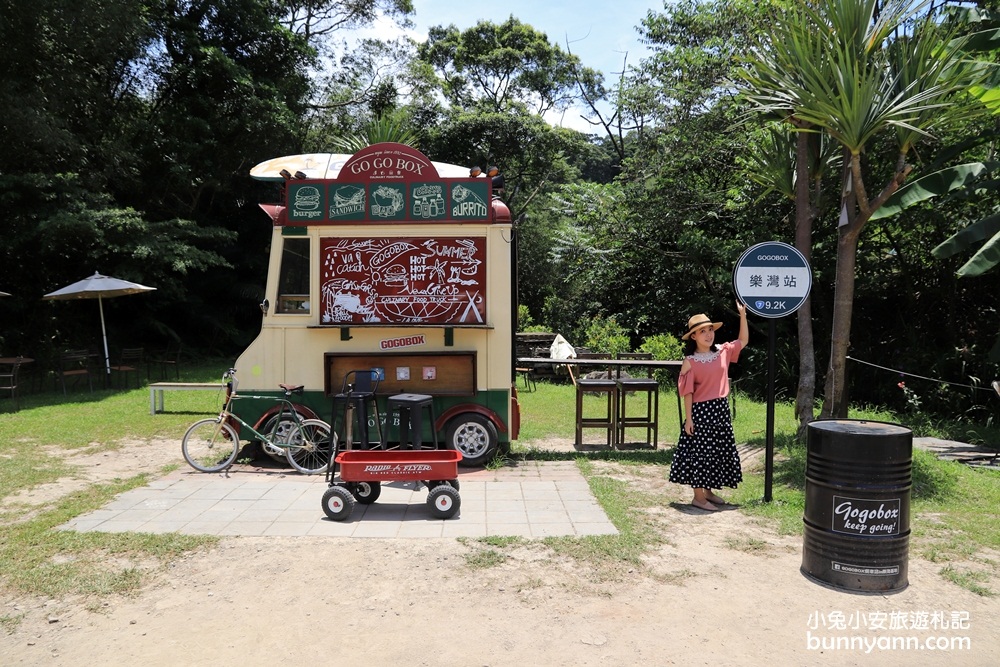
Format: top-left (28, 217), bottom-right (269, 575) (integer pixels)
top-left (0, 0), bottom-right (998, 423)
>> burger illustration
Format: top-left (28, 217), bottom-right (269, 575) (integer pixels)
top-left (294, 186), bottom-right (321, 211)
top-left (382, 264), bottom-right (408, 288)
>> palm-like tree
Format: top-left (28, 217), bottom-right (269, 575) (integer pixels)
top-left (329, 114), bottom-right (420, 153)
top-left (745, 125), bottom-right (840, 438)
top-left (739, 0), bottom-right (984, 417)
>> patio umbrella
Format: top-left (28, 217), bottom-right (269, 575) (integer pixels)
top-left (43, 272), bottom-right (156, 376)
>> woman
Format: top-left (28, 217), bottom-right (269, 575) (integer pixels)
top-left (669, 301), bottom-right (748, 511)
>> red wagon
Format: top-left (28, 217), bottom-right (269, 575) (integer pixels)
top-left (321, 449), bottom-right (463, 521)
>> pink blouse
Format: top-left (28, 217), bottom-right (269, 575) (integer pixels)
top-left (677, 340), bottom-right (743, 404)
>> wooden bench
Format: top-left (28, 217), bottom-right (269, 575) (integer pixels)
top-left (149, 382), bottom-right (224, 415)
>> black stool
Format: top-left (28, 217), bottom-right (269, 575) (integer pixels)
top-left (332, 370), bottom-right (382, 449)
top-left (574, 353), bottom-right (617, 448)
top-left (615, 353), bottom-right (659, 448)
top-left (383, 393), bottom-right (439, 449)
top-left (516, 366), bottom-right (536, 392)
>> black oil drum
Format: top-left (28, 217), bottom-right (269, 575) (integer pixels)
top-left (801, 419), bottom-right (912, 593)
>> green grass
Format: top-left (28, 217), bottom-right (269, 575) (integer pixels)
top-left (507, 379), bottom-right (1000, 595)
top-left (1, 365), bottom-right (998, 615)
top-left (0, 359), bottom-right (228, 621)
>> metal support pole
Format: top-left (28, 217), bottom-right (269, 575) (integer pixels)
top-left (765, 319), bottom-right (776, 502)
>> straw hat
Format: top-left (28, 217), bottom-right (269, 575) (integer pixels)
top-left (682, 314), bottom-right (722, 340)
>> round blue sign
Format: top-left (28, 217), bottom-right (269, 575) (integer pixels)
top-left (733, 241), bottom-right (812, 318)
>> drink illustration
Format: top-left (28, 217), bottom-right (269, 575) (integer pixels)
top-left (412, 184), bottom-right (445, 218)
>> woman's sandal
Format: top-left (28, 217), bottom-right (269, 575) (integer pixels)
top-left (691, 499), bottom-right (720, 511)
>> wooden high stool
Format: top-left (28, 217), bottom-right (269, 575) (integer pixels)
top-left (615, 353), bottom-right (659, 448)
top-left (383, 393), bottom-right (439, 449)
top-left (574, 353), bottom-right (617, 448)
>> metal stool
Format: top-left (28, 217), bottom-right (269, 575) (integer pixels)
top-left (574, 353), bottom-right (617, 448)
top-left (383, 393), bottom-right (439, 449)
top-left (332, 370), bottom-right (382, 450)
top-left (615, 353), bottom-right (659, 448)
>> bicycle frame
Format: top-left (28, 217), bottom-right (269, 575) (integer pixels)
top-left (182, 369), bottom-right (332, 475)
top-left (218, 370), bottom-right (309, 452)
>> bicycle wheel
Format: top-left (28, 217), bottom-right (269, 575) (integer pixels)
top-left (285, 419), bottom-right (334, 475)
top-left (182, 418), bottom-right (240, 472)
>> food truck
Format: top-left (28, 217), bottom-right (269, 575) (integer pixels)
top-left (232, 143), bottom-right (519, 466)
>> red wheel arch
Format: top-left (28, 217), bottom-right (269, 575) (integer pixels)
top-left (435, 403), bottom-right (508, 435)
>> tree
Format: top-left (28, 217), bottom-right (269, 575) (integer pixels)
top-left (0, 0), bottom-right (320, 356)
top-left (418, 16), bottom-right (594, 117)
top-left (744, 124), bottom-right (840, 438)
top-left (739, 0), bottom-right (986, 417)
top-left (577, 0), bottom-right (781, 348)
top-left (281, 0), bottom-right (413, 45)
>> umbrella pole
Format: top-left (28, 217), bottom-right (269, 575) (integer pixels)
top-left (98, 295), bottom-right (111, 379)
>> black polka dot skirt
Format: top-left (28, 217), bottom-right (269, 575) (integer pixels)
top-left (669, 397), bottom-right (742, 489)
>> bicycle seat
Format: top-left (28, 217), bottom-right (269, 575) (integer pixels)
top-left (279, 383), bottom-right (304, 395)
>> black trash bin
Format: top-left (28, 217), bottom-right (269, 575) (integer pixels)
top-left (801, 419), bottom-right (912, 593)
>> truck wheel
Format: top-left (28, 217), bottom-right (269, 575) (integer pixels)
top-left (259, 411), bottom-right (308, 462)
top-left (446, 414), bottom-right (499, 468)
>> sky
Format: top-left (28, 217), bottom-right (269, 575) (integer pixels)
top-left (372, 0), bottom-right (663, 132)
top-left (408, 0), bottom-right (656, 79)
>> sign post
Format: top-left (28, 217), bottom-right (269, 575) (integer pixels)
top-left (733, 241), bottom-right (812, 502)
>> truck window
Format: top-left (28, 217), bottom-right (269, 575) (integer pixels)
top-left (277, 238), bottom-right (310, 314)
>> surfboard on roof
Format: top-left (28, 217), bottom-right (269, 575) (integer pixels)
top-left (250, 152), bottom-right (472, 181)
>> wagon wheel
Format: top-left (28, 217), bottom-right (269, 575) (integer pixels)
top-left (427, 484), bottom-right (461, 519)
top-left (351, 481), bottom-right (381, 504)
top-left (321, 485), bottom-right (355, 521)
top-left (428, 479), bottom-right (460, 492)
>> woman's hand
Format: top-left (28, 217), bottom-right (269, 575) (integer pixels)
top-left (736, 299), bottom-right (749, 347)
top-left (684, 416), bottom-right (695, 436)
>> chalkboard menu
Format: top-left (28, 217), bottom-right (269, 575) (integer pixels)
top-left (320, 238), bottom-right (487, 325)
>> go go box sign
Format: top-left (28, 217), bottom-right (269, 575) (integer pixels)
top-left (733, 241), bottom-right (812, 318)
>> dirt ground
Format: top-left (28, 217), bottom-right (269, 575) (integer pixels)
top-left (1, 438), bottom-right (997, 667)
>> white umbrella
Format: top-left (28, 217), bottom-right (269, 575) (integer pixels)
top-left (43, 272), bottom-right (156, 376)
top-left (0, 291), bottom-right (10, 297)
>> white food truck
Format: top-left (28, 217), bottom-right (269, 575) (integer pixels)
top-left (231, 143), bottom-right (520, 466)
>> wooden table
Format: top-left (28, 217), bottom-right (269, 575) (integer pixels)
top-left (0, 357), bottom-right (34, 366)
top-left (517, 357), bottom-right (685, 432)
top-left (517, 357), bottom-right (682, 371)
